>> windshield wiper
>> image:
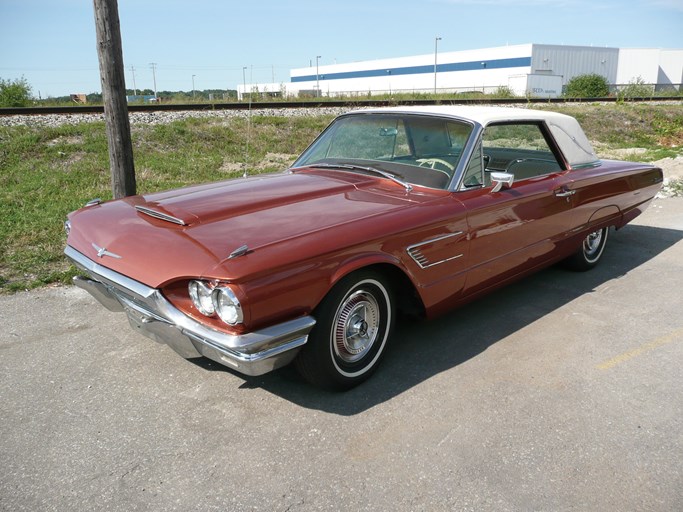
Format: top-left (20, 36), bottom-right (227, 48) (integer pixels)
top-left (298, 163), bottom-right (413, 192)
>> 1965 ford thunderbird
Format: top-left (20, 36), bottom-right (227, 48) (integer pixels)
top-left (65, 106), bottom-right (663, 389)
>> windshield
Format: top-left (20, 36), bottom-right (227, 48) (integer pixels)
top-left (293, 114), bottom-right (474, 190)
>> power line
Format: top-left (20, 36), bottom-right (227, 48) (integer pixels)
top-left (149, 62), bottom-right (157, 98)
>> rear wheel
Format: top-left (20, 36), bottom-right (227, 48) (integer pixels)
top-left (564, 227), bottom-right (609, 271)
top-left (295, 270), bottom-right (394, 390)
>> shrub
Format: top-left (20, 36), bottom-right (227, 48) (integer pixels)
top-left (0, 77), bottom-right (33, 107)
top-left (493, 86), bottom-right (517, 99)
top-left (668, 178), bottom-right (683, 197)
top-left (617, 77), bottom-right (654, 99)
top-left (564, 74), bottom-right (610, 98)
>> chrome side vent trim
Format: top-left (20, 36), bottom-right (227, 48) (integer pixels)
top-left (408, 250), bottom-right (464, 269)
top-left (407, 247), bottom-right (430, 268)
top-left (407, 232), bottom-right (464, 269)
top-left (135, 205), bottom-right (187, 226)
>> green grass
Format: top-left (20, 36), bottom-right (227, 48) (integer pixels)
top-left (537, 103), bottom-right (683, 161)
top-left (1, 104), bottom-right (681, 293)
top-left (0, 114), bottom-right (332, 292)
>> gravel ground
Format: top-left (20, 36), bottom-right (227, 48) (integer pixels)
top-left (0, 107), bottom-right (352, 128)
top-left (653, 156), bottom-right (683, 197)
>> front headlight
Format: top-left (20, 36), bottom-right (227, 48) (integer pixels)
top-left (188, 280), bottom-right (215, 316)
top-left (213, 286), bottom-right (243, 325)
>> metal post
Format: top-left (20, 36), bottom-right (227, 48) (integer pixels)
top-left (242, 66), bottom-right (247, 101)
top-left (434, 37), bottom-right (441, 94)
top-left (192, 74), bottom-right (196, 99)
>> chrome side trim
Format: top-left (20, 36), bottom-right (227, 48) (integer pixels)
top-left (451, 122), bottom-right (484, 192)
top-left (65, 245), bottom-right (316, 376)
top-left (134, 205), bottom-right (187, 226)
top-left (407, 232), bottom-right (464, 269)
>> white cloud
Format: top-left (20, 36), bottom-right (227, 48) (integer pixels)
top-left (436, 0), bottom-right (585, 5)
top-left (440, 0), bottom-right (683, 9)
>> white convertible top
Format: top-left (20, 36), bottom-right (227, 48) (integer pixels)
top-left (353, 105), bottom-right (599, 168)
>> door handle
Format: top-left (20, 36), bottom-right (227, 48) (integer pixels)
top-left (555, 189), bottom-right (576, 198)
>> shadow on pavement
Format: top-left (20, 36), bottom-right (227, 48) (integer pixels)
top-left (190, 223), bottom-right (683, 414)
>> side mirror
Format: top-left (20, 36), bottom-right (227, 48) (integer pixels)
top-left (490, 172), bottom-right (514, 193)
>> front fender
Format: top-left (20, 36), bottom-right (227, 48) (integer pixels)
top-left (235, 250), bottom-right (417, 333)
top-left (329, 252), bottom-right (410, 288)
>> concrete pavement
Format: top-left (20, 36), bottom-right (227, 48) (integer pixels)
top-left (2, 198), bottom-right (682, 511)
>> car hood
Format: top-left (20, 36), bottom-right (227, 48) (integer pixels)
top-left (66, 170), bottom-right (440, 287)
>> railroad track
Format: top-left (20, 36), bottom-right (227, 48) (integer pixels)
top-left (1, 96), bottom-right (680, 116)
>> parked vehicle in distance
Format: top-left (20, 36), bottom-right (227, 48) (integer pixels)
top-left (65, 106), bottom-right (663, 390)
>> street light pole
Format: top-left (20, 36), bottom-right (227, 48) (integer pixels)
top-left (434, 37), bottom-right (441, 95)
top-left (316, 55), bottom-right (321, 97)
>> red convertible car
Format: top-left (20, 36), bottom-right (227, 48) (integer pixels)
top-left (64, 106), bottom-right (662, 389)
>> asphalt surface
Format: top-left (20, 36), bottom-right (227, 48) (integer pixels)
top-left (2, 198), bottom-right (682, 512)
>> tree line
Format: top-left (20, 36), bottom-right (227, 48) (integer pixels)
top-left (0, 77), bottom-right (239, 107)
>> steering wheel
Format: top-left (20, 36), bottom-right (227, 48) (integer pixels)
top-left (416, 158), bottom-right (454, 176)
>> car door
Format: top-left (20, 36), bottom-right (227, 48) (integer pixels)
top-left (457, 122), bottom-right (576, 296)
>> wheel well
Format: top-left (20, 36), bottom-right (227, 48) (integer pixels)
top-left (360, 263), bottom-right (425, 319)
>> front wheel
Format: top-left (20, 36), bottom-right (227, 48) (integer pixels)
top-left (295, 271), bottom-right (394, 390)
top-left (563, 227), bottom-right (609, 271)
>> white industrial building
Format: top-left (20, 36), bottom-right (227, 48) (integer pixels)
top-left (238, 43), bottom-right (683, 99)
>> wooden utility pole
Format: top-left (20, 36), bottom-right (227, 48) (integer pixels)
top-left (93, 0), bottom-right (136, 198)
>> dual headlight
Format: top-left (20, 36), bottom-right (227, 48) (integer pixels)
top-left (188, 280), bottom-right (243, 325)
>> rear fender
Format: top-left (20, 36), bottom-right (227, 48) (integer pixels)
top-left (586, 205), bottom-right (622, 231)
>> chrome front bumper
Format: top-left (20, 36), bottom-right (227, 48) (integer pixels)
top-left (65, 245), bottom-right (316, 376)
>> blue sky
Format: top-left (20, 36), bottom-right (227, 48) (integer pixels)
top-left (1, 0), bottom-right (682, 98)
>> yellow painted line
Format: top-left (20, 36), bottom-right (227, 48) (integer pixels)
top-left (596, 327), bottom-right (683, 370)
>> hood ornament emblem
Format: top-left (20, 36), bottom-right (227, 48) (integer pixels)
top-left (92, 243), bottom-right (122, 259)
top-left (228, 244), bottom-right (250, 259)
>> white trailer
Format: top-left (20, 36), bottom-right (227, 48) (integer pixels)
top-left (508, 74), bottom-right (563, 98)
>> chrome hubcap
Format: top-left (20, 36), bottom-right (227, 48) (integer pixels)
top-left (584, 229), bottom-right (603, 257)
top-left (333, 290), bottom-right (380, 363)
